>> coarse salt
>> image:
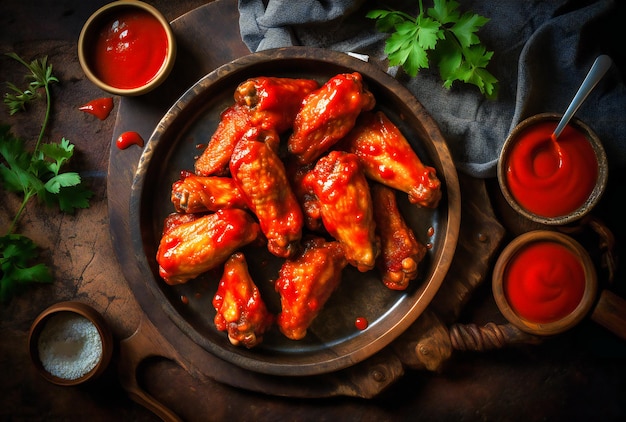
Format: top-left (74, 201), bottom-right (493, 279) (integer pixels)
top-left (37, 312), bottom-right (103, 380)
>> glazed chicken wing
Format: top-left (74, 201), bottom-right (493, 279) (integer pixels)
top-left (372, 184), bottom-right (427, 290)
top-left (230, 127), bottom-right (303, 258)
top-left (342, 111), bottom-right (442, 208)
top-left (288, 72), bottom-right (375, 165)
top-left (160, 211), bottom-right (200, 234)
top-left (194, 104), bottom-right (252, 176)
top-left (284, 158), bottom-right (322, 232)
top-left (213, 252), bottom-right (274, 348)
top-left (171, 172), bottom-right (247, 214)
top-left (156, 208), bottom-right (261, 285)
top-left (275, 237), bottom-right (347, 340)
top-left (234, 76), bottom-right (319, 133)
top-left (303, 150), bottom-right (380, 272)
top-left (196, 77), bottom-right (319, 177)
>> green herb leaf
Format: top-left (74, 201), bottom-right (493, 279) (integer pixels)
top-left (366, 9), bottom-right (408, 32)
top-left (448, 12), bottom-right (490, 48)
top-left (44, 172), bottom-right (82, 194)
top-left (4, 82), bottom-right (37, 115)
top-left (0, 126), bottom-right (32, 193)
top-left (3, 53), bottom-right (58, 115)
top-left (0, 234), bottom-right (53, 303)
top-left (1, 54), bottom-right (93, 303)
top-left (428, 0), bottom-right (460, 25)
top-left (368, 0), bottom-right (498, 98)
top-left (54, 183), bottom-right (94, 213)
top-left (38, 138), bottom-right (75, 175)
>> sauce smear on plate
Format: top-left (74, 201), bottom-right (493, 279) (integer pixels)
top-left (116, 131), bottom-right (144, 150)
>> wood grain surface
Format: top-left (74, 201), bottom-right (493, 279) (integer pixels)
top-left (1, 1), bottom-right (625, 421)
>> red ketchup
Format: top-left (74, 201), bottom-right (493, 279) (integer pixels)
top-left (355, 317), bottom-right (368, 330)
top-left (90, 9), bottom-right (168, 89)
top-left (116, 131), bottom-right (144, 149)
top-left (505, 121), bottom-right (598, 217)
top-left (503, 241), bottom-right (586, 324)
top-left (78, 97), bottom-right (114, 120)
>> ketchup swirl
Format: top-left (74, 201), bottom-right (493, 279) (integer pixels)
top-left (503, 241), bottom-right (585, 324)
top-left (91, 9), bottom-right (168, 89)
top-left (505, 121), bottom-right (598, 217)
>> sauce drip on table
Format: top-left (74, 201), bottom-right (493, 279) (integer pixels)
top-left (503, 241), bottom-right (586, 324)
top-left (78, 97), bottom-right (113, 120)
top-left (505, 121), bottom-right (598, 217)
top-left (90, 9), bottom-right (168, 89)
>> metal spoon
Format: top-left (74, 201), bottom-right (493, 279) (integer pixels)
top-left (552, 55), bottom-right (613, 140)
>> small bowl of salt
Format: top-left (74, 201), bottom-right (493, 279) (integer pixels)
top-left (29, 301), bottom-right (113, 386)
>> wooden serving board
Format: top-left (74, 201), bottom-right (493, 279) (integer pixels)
top-left (107, 0), bottom-right (506, 417)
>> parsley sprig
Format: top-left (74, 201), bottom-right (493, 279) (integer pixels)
top-left (367, 0), bottom-right (498, 98)
top-left (0, 53), bottom-right (93, 302)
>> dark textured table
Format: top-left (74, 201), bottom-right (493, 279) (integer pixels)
top-left (1, 1), bottom-right (625, 421)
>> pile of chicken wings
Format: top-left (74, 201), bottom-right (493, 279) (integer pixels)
top-left (156, 72), bottom-right (442, 348)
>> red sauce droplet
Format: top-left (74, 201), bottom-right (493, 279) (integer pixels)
top-left (180, 295), bottom-right (189, 305)
top-left (355, 316), bottom-right (368, 330)
top-left (90, 9), bottom-right (169, 89)
top-left (78, 97), bottom-right (114, 120)
top-left (116, 131), bottom-right (145, 150)
top-left (427, 226), bottom-right (435, 237)
top-left (377, 164), bottom-right (395, 179)
top-left (505, 121), bottom-right (598, 217)
top-left (179, 170), bottom-right (194, 180)
top-left (503, 241), bottom-right (586, 323)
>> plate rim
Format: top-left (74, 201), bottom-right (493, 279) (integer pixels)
top-left (129, 46), bottom-right (461, 376)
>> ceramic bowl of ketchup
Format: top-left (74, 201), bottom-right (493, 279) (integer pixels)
top-left (78, 0), bottom-right (176, 96)
top-left (497, 113), bottom-right (608, 225)
top-left (492, 230), bottom-right (598, 336)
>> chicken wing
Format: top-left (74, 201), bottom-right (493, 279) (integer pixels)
top-left (342, 111), bottom-right (442, 208)
top-left (284, 158), bottom-right (322, 232)
top-left (275, 237), bottom-right (347, 340)
top-left (371, 184), bottom-right (427, 290)
top-left (171, 172), bottom-right (247, 214)
top-left (213, 252), bottom-right (274, 348)
top-left (230, 127), bottom-right (303, 258)
top-left (156, 208), bottom-right (261, 285)
top-left (194, 104), bottom-right (252, 176)
top-left (161, 211), bottom-right (200, 234)
top-left (288, 72), bottom-right (375, 165)
top-left (303, 150), bottom-right (379, 272)
top-left (234, 76), bottom-right (319, 133)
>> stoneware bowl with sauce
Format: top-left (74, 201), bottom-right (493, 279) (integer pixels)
top-left (492, 230), bottom-right (598, 336)
top-left (497, 113), bottom-right (608, 225)
top-left (28, 301), bottom-right (113, 386)
top-left (78, 0), bottom-right (176, 96)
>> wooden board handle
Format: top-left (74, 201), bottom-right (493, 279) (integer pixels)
top-left (591, 290), bottom-right (626, 340)
top-left (118, 315), bottom-right (184, 422)
top-left (449, 322), bottom-right (543, 351)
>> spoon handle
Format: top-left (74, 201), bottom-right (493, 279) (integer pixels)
top-left (553, 55), bottom-right (613, 139)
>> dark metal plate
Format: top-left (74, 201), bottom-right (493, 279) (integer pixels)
top-left (129, 47), bottom-right (460, 376)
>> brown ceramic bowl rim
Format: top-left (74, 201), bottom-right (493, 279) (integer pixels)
top-left (497, 112), bottom-right (608, 226)
top-left (492, 230), bottom-right (598, 336)
top-left (28, 301), bottom-right (113, 386)
top-left (77, 0), bottom-right (177, 96)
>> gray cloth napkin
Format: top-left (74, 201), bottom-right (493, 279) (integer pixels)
top-left (238, 0), bottom-right (626, 178)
